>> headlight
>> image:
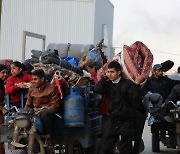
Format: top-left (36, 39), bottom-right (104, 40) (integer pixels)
top-left (15, 115), bottom-right (30, 128)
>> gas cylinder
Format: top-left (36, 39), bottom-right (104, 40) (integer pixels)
top-left (64, 87), bottom-right (85, 127)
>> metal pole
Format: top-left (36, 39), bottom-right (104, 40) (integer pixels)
top-left (42, 38), bottom-right (45, 51)
top-left (22, 31), bottom-right (26, 62)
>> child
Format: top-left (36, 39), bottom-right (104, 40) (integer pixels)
top-left (5, 61), bottom-right (32, 108)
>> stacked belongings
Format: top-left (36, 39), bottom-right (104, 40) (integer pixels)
top-left (30, 45), bottom-right (104, 87)
top-left (30, 49), bottom-right (84, 86)
top-left (97, 41), bottom-right (153, 85)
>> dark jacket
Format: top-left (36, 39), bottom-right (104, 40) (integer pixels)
top-left (137, 78), bottom-right (155, 113)
top-left (0, 79), bottom-right (5, 105)
top-left (150, 75), bottom-right (180, 101)
top-left (165, 84), bottom-right (180, 103)
top-left (94, 77), bottom-right (140, 120)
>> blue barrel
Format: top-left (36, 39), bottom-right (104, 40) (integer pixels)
top-left (64, 87), bottom-right (85, 127)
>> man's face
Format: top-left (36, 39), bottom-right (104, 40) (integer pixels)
top-left (107, 68), bottom-right (121, 81)
top-left (32, 75), bottom-right (44, 88)
top-left (154, 69), bottom-right (163, 78)
top-left (0, 69), bottom-right (8, 80)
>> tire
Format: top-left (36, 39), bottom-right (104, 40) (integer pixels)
top-left (12, 149), bottom-right (26, 154)
top-left (152, 131), bottom-right (160, 152)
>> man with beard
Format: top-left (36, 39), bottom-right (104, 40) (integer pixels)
top-left (150, 63), bottom-right (180, 143)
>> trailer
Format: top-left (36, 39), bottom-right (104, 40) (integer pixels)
top-left (1, 85), bottom-right (102, 154)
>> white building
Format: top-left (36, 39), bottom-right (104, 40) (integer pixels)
top-left (0, 0), bottom-right (114, 61)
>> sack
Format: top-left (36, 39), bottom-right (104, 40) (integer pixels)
top-left (62, 56), bottom-right (79, 66)
top-left (79, 48), bottom-right (103, 70)
top-left (161, 60), bottom-right (174, 72)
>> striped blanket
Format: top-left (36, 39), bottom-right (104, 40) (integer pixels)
top-left (97, 41), bottom-right (153, 84)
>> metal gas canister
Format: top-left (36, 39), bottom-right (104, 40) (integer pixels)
top-left (64, 87), bottom-right (85, 127)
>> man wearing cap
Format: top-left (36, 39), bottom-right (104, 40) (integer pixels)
top-left (150, 63), bottom-right (180, 101)
top-left (150, 63), bottom-right (180, 144)
top-left (0, 64), bottom-right (8, 154)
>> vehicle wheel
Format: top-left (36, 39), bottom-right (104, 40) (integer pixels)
top-left (152, 131), bottom-right (160, 152)
top-left (12, 149), bottom-right (26, 154)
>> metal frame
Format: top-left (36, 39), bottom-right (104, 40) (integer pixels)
top-left (22, 31), bottom-right (46, 61)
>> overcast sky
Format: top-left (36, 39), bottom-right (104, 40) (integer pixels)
top-left (110, 0), bottom-right (180, 70)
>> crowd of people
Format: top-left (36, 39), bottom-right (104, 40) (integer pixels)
top-left (0, 58), bottom-right (180, 154)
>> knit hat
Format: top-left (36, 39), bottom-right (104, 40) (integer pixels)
top-left (0, 64), bottom-right (8, 72)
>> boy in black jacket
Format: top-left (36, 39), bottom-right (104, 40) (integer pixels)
top-left (95, 61), bottom-right (140, 154)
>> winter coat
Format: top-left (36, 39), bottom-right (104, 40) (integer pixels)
top-left (5, 73), bottom-right (32, 103)
top-left (94, 77), bottom-right (140, 120)
top-left (25, 81), bottom-right (60, 112)
top-left (165, 84), bottom-right (180, 104)
top-left (0, 79), bottom-right (5, 105)
top-left (150, 75), bottom-right (180, 101)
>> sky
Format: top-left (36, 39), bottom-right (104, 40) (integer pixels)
top-left (109, 0), bottom-right (180, 70)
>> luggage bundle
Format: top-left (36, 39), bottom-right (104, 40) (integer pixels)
top-left (30, 43), bottom-right (104, 86)
top-left (97, 41), bottom-right (154, 85)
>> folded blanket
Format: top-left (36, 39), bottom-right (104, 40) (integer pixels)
top-left (97, 41), bottom-right (153, 84)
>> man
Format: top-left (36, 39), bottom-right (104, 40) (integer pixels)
top-left (24, 69), bottom-right (60, 135)
top-left (94, 61), bottom-right (140, 154)
top-left (150, 63), bottom-right (180, 144)
top-left (150, 64), bottom-right (179, 101)
top-left (0, 64), bottom-right (8, 154)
